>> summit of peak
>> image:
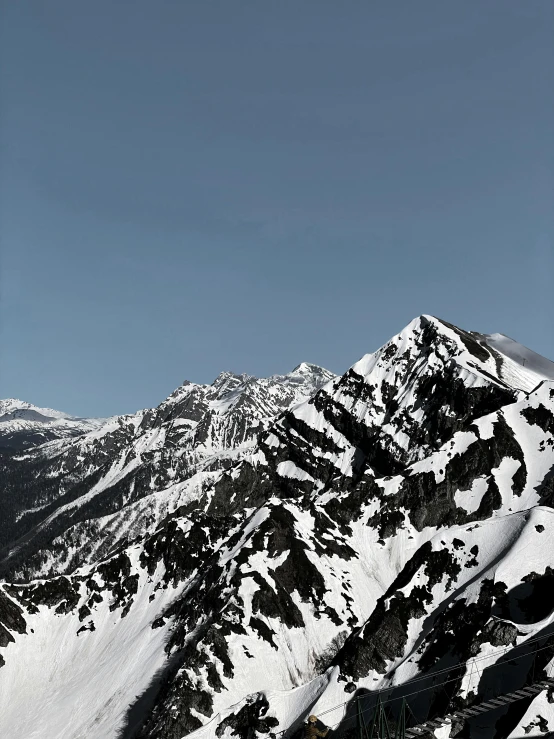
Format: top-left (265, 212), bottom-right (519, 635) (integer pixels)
top-left (274, 363), bottom-right (336, 385)
top-left (210, 371), bottom-right (254, 391)
top-left (350, 315), bottom-right (554, 396)
top-left (290, 362), bottom-right (326, 375)
top-left (0, 398), bottom-right (73, 421)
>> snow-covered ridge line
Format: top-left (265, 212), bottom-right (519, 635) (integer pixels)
top-left (0, 398), bottom-right (75, 421)
top-left (0, 398), bottom-right (111, 451)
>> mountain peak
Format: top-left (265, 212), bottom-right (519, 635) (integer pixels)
top-left (291, 361), bottom-right (321, 373)
top-left (210, 371), bottom-right (254, 394)
top-left (351, 314), bottom-right (550, 396)
top-left (0, 398), bottom-right (72, 421)
top-left (0, 399), bottom-right (107, 450)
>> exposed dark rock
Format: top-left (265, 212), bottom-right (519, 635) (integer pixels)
top-left (251, 576), bottom-right (304, 629)
top-left (78, 604), bottom-right (91, 622)
top-left (335, 544), bottom-right (462, 679)
top-left (521, 404), bottom-right (554, 434)
top-left (249, 617), bottom-right (277, 649)
top-left (0, 589), bottom-right (27, 636)
top-left (7, 577), bottom-right (80, 613)
top-left (215, 693), bottom-right (279, 739)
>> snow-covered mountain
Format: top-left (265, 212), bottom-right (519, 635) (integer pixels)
top-left (0, 362), bottom-right (336, 581)
top-left (1, 316), bottom-right (554, 739)
top-left (0, 398), bottom-right (109, 450)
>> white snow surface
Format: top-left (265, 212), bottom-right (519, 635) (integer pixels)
top-left (0, 399), bottom-right (74, 420)
top-left (484, 333), bottom-right (554, 384)
top-left (0, 558), bottom-right (183, 739)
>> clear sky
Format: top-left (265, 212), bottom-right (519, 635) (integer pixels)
top-left (1, 1), bottom-right (553, 417)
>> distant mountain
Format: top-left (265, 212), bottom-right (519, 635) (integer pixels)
top-left (1, 318), bottom-right (553, 739)
top-left (0, 362), bottom-right (336, 580)
top-left (0, 398), bottom-right (109, 450)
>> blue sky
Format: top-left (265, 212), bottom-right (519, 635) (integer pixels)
top-left (1, 1), bottom-right (553, 417)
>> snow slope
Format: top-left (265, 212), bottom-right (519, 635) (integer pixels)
top-left (483, 333), bottom-right (554, 388)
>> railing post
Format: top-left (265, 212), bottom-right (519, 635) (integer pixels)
top-left (395, 700), bottom-right (406, 739)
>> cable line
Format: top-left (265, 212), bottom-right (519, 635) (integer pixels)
top-left (276, 631), bottom-right (554, 739)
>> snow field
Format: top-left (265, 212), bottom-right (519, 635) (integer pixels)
top-left (0, 562), bottom-right (184, 739)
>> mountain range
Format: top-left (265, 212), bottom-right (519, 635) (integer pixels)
top-left (1, 315), bottom-right (553, 739)
top-left (0, 398), bottom-right (109, 450)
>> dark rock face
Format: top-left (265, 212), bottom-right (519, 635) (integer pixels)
top-left (366, 414), bottom-right (526, 536)
top-left (215, 694), bottom-right (279, 739)
top-left (497, 568), bottom-right (554, 624)
top-left (6, 577), bottom-right (81, 615)
top-left (0, 590), bottom-right (27, 654)
top-left (334, 543), bottom-right (463, 679)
